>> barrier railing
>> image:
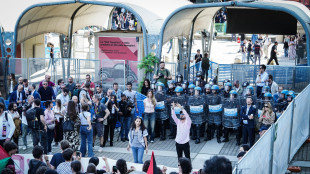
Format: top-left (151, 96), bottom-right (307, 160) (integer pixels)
top-left (189, 61), bottom-right (219, 82)
top-left (217, 64), bottom-right (310, 92)
top-left (234, 84), bottom-right (310, 173)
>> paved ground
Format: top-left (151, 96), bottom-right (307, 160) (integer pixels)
top-left (18, 129), bottom-right (242, 169)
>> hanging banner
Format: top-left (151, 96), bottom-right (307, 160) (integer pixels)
top-left (98, 36), bottom-right (138, 62)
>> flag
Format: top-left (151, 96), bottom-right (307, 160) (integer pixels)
top-left (147, 151), bottom-right (158, 174)
top-left (0, 145), bottom-right (11, 172)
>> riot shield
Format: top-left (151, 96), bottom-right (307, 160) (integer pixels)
top-left (187, 95), bottom-right (206, 124)
top-left (155, 92), bottom-right (169, 120)
top-left (222, 98), bottom-right (240, 128)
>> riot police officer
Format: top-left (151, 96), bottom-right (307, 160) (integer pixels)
top-left (169, 86), bottom-right (187, 139)
top-left (188, 84), bottom-right (196, 96)
top-left (241, 81), bottom-right (250, 97)
top-left (167, 80), bottom-right (175, 96)
top-left (166, 80), bottom-right (175, 139)
top-left (258, 86), bottom-right (271, 99)
top-left (182, 80), bottom-right (189, 94)
top-left (287, 91), bottom-right (295, 104)
top-left (240, 85), bottom-right (257, 107)
top-left (222, 82), bottom-right (232, 98)
top-left (195, 71), bottom-right (206, 88)
top-left (275, 90), bottom-right (288, 119)
top-left (204, 84), bottom-right (212, 95)
top-left (206, 85), bottom-right (223, 143)
top-left (187, 86), bottom-right (206, 144)
top-left (155, 82), bottom-right (169, 140)
top-left (175, 74), bottom-right (183, 87)
top-left (222, 90), bottom-right (241, 145)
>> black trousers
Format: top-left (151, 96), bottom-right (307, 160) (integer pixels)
top-left (242, 126), bottom-right (255, 147)
top-left (176, 142), bottom-right (190, 159)
top-left (256, 86), bottom-right (263, 98)
top-left (267, 56), bottom-right (279, 65)
top-left (103, 118), bottom-right (116, 145)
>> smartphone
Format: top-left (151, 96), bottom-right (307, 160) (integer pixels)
top-left (112, 166), bottom-right (117, 173)
top-left (76, 151), bottom-right (81, 157)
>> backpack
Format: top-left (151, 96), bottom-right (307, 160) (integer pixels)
top-left (72, 88), bottom-right (81, 101)
top-left (26, 108), bottom-right (39, 129)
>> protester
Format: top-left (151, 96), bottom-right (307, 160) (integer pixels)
top-left (57, 148), bottom-right (76, 174)
top-left (178, 157), bottom-right (192, 174)
top-left (39, 75), bottom-right (55, 88)
top-left (2, 141), bottom-right (18, 172)
top-left (7, 102), bottom-right (20, 147)
top-left (38, 81), bottom-right (56, 101)
top-left (50, 140), bottom-right (71, 169)
top-left (127, 117), bottom-right (148, 164)
top-left (104, 95), bottom-right (119, 147)
top-left (28, 145), bottom-right (51, 173)
top-left (202, 156), bottom-right (232, 174)
top-left (0, 103), bottom-right (16, 147)
top-left (71, 160), bottom-right (82, 174)
top-left (66, 76), bottom-right (76, 96)
top-left (237, 151), bottom-right (246, 161)
top-left (79, 103), bottom-right (93, 157)
top-left (143, 90), bottom-right (156, 142)
top-left (64, 100), bottom-right (80, 151)
top-left (89, 156), bottom-right (110, 174)
top-left (119, 94), bottom-right (131, 142)
top-left (239, 144), bottom-right (250, 153)
top-left (44, 100), bottom-right (56, 154)
top-left (171, 102), bottom-right (191, 159)
top-left (141, 79), bottom-right (151, 96)
top-left (53, 99), bottom-right (66, 146)
top-left (112, 83), bottom-right (123, 100)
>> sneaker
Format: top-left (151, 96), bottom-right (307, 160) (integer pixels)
top-left (98, 147), bottom-right (104, 152)
top-left (22, 146), bottom-right (27, 150)
top-left (48, 152), bottom-right (53, 155)
top-left (150, 140), bottom-right (154, 143)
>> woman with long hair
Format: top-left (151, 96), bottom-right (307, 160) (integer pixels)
top-left (103, 95), bottom-right (119, 147)
top-left (127, 117), bottom-right (148, 164)
top-left (44, 100), bottom-right (56, 154)
top-left (7, 73), bottom-right (17, 99)
top-left (79, 103), bottom-right (93, 157)
top-left (141, 79), bottom-right (151, 96)
top-left (64, 100), bottom-right (80, 151)
top-left (288, 36), bottom-right (296, 60)
top-left (258, 102), bottom-right (275, 137)
top-left (143, 89), bottom-right (156, 142)
top-left (53, 99), bottom-right (66, 146)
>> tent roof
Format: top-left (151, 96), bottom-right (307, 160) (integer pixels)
top-left (161, 1), bottom-right (310, 43)
top-left (1, 0), bottom-right (191, 43)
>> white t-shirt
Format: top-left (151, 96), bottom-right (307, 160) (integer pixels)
top-left (123, 90), bottom-right (136, 104)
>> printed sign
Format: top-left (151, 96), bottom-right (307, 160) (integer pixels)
top-left (209, 104), bottom-right (223, 113)
top-left (190, 105), bottom-right (204, 114)
top-left (224, 108), bottom-right (238, 116)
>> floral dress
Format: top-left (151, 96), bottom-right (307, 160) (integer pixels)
top-left (64, 113), bottom-right (81, 151)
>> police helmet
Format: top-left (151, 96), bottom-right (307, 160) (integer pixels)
top-left (188, 84), bottom-right (196, 89)
top-left (264, 92), bottom-right (272, 98)
top-left (209, 79), bottom-right (214, 85)
top-left (229, 90), bottom-right (238, 95)
top-left (225, 82), bottom-right (232, 87)
top-left (281, 90), bottom-right (289, 99)
top-left (287, 91), bottom-right (295, 99)
top-left (174, 86), bottom-right (183, 93)
top-left (156, 82), bottom-right (165, 87)
top-left (242, 81), bottom-right (249, 88)
top-left (211, 85), bottom-right (220, 93)
top-left (223, 79), bottom-right (230, 84)
top-left (204, 84), bottom-right (211, 89)
top-left (176, 73), bottom-right (183, 83)
top-left (262, 86), bottom-right (271, 93)
top-left (194, 87), bottom-right (202, 91)
top-left (246, 86), bottom-right (254, 95)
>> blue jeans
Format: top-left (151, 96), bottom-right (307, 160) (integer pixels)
top-left (132, 146), bottom-right (144, 164)
top-left (22, 123), bottom-right (28, 147)
top-left (143, 113), bottom-right (155, 141)
top-left (80, 125), bottom-right (94, 157)
top-left (131, 107), bottom-right (136, 120)
top-left (120, 117), bottom-right (131, 139)
top-left (284, 48), bottom-right (288, 57)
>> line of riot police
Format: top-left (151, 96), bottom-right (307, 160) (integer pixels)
top-left (150, 71), bottom-right (296, 146)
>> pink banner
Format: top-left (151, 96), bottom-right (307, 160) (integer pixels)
top-left (98, 37), bottom-right (138, 62)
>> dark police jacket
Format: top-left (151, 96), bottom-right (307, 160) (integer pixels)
top-left (240, 105), bottom-right (256, 128)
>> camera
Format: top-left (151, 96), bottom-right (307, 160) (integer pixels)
top-left (126, 97), bottom-right (134, 108)
top-left (158, 72), bottom-right (164, 78)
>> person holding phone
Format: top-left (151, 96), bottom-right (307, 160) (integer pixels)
top-left (79, 103), bottom-right (93, 157)
top-left (240, 97), bottom-right (257, 147)
top-left (258, 102), bottom-right (275, 137)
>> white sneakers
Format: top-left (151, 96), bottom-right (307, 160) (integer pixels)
top-left (22, 146), bottom-right (27, 150)
top-left (98, 147), bottom-right (104, 152)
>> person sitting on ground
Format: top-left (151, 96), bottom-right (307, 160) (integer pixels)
top-left (36, 166), bottom-right (49, 174)
top-left (86, 163), bottom-right (97, 174)
top-left (2, 141), bottom-right (18, 172)
top-left (237, 151), bottom-right (246, 161)
top-left (28, 145), bottom-right (51, 174)
top-left (89, 156), bottom-right (110, 174)
top-left (178, 158), bottom-right (192, 174)
top-left (57, 148), bottom-right (79, 174)
top-left (71, 160), bottom-right (82, 174)
top-left (50, 140), bottom-right (70, 169)
top-left (116, 159), bottom-right (128, 174)
top-left (239, 144), bottom-right (250, 153)
top-left (202, 156), bottom-right (232, 174)
top-left (142, 160), bottom-right (150, 173)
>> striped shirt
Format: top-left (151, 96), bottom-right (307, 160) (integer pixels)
top-left (57, 162), bottom-right (72, 174)
top-left (171, 108), bottom-right (191, 144)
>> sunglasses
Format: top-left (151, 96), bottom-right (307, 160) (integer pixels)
top-left (263, 106), bottom-right (269, 108)
top-left (43, 84), bottom-right (48, 85)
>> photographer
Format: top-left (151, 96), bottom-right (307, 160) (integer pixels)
top-left (0, 103), bottom-right (15, 147)
top-left (103, 95), bottom-right (119, 147)
top-left (153, 61), bottom-right (172, 88)
top-left (7, 102), bottom-right (21, 148)
top-left (119, 94), bottom-right (132, 142)
top-left (123, 82), bottom-right (138, 120)
top-left (92, 94), bottom-right (110, 152)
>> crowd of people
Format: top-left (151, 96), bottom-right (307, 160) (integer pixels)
top-left (0, 60), bottom-right (296, 173)
top-left (239, 34), bottom-right (305, 65)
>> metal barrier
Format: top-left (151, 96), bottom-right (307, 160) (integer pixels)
top-left (234, 84), bottom-right (310, 174)
top-left (217, 64), bottom-right (310, 93)
top-left (189, 61), bottom-right (219, 82)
